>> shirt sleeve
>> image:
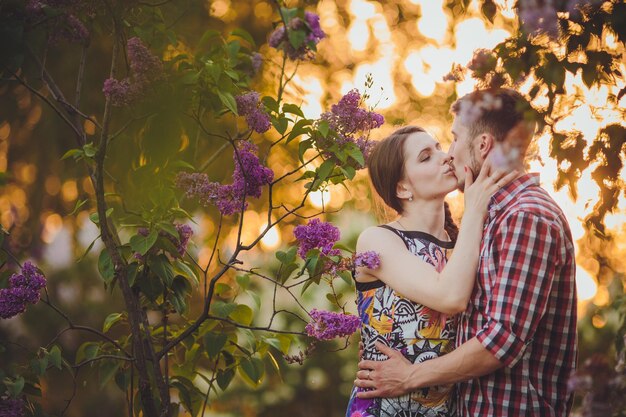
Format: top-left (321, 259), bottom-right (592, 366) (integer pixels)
top-left (475, 211), bottom-right (559, 367)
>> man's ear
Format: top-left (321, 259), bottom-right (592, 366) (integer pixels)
top-left (476, 133), bottom-right (495, 159)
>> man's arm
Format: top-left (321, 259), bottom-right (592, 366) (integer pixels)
top-left (354, 338), bottom-right (502, 398)
top-left (354, 211), bottom-right (561, 398)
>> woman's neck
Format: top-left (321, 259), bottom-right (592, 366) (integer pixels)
top-left (396, 198), bottom-right (447, 240)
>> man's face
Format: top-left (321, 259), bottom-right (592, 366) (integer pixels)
top-left (448, 117), bottom-right (482, 190)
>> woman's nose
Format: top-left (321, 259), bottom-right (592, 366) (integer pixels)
top-left (442, 153), bottom-right (453, 164)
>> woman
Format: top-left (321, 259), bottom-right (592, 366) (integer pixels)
top-left (346, 126), bottom-right (516, 417)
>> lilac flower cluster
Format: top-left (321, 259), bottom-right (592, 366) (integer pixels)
top-left (251, 52), bottom-right (263, 74)
top-left (26, 0), bottom-right (90, 44)
top-left (103, 37), bottom-right (163, 107)
top-left (467, 49), bottom-right (497, 74)
top-left (176, 141), bottom-right (273, 216)
top-left (235, 92), bottom-right (271, 133)
top-left (567, 354), bottom-right (626, 417)
top-left (175, 224), bottom-right (193, 257)
top-left (443, 63), bottom-right (466, 82)
top-left (0, 262), bottom-right (47, 320)
top-left (517, 1), bottom-right (559, 38)
top-left (293, 218), bottom-right (340, 259)
top-left (305, 309), bottom-right (361, 340)
top-left (0, 398), bottom-right (25, 417)
top-left (353, 251), bottom-right (381, 269)
top-left (268, 11), bottom-right (326, 60)
top-left (319, 89), bottom-right (384, 162)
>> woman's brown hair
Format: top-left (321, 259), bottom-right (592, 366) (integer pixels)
top-left (367, 125), bottom-right (459, 242)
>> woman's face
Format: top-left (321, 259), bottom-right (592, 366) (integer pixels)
top-left (398, 132), bottom-right (457, 201)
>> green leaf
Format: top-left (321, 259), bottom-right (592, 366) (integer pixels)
top-left (30, 356), bottom-right (47, 376)
top-left (103, 312), bottom-right (123, 333)
top-left (148, 254), bottom-right (175, 286)
top-left (76, 342), bottom-right (100, 364)
top-left (130, 229), bottom-right (159, 256)
top-left (204, 332), bottom-right (228, 358)
top-left (272, 116), bottom-right (289, 134)
top-left (317, 159), bottom-right (335, 181)
top-left (261, 96), bottom-right (279, 113)
top-left (298, 139), bottom-right (312, 163)
top-left (49, 345), bottom-right (62, 370)
top-left (98, 249), bottom-right (115, 285)
top-left (236, 274), bottom-right (250, 290)
top-left (217, 90), bottom-right (238, 115)
top-left (287, 29), bottom-right (306, 49)
top-left (317, 120), bottom-right (330, 138)
top-left (282, 103), bottom-right (304, 118)
top-left (229, 304), bottom-right (253, 326)
top-left (61, 148), bottom-right (83, 161)
top-left (216, 368), bottom-right (235, 391)
top-left (275, 246), bottom-right (297, 264)
top-left (99, 361), bottom-right (121, 389)
top-left (287, 119), bottom-right (312, 143)
top-left (158, 222), bottom-right (179, 238)
top-left (83, 142), bottom-right (97, 158)
top-left (171, 275), bottom-right (192, 314)
top-left (69, 199), bottom-right (88, 216)
top-left (238, 356), bottom-right (264, 386)
top-left (174, 260), bottom-right (199, 286)
top-left (6, 376), bottom-right (25, 397)
top-left (213, 301), bottom-right (237, 318)
top-left (347, 145), bottom-right (365, 167)
top-left (230, 28), bottom-right (256, 47)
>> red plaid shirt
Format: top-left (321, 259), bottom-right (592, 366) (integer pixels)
top-left (456, 173), bottom-right (578, 416)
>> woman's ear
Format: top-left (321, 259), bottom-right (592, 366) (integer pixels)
top-left (396, 181), bottom-right (412, 200)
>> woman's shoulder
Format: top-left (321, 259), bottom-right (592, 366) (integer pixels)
top-left (357, 225), bottom-right (402, 246)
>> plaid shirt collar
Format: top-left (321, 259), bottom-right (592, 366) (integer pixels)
top-left (488, 173), bottom-right (540, 214)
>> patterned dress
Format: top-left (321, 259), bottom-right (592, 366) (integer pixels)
top-left (346, 225), bottom-right (457, 417)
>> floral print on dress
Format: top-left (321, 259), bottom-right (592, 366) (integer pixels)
top-left (346, 227), bottom-right (457, 417)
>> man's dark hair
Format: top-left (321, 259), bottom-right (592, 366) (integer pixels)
top-left (450, 88), bottom-right (533, 143)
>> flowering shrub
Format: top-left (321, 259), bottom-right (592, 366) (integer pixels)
top-left (269, 10), bottom-right (326, 60)
top-left (235, 91), bottom-right (272, 133)
top-left (103, 37), bottom-right (163, 106)
top-left (353, 251), bottom-right (381, 270)
top-left (0, 262), bottom-right (46, 319)
top-left (305, 309), bottom-right (361, 340)
top-left (176, 140), bottom-right (274, 215)
top-left (294, 218), bottom-right (341, 259)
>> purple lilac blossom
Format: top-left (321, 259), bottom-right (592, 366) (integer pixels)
top-left (467, 48), bottom-right (496, 73)
top-left (305, 309), bottom-right (361, 340)
top-left (174, 224), bottom-right (194, 256)
top-left (293, 218), bottom-right (341, 259)
top-left (176, 141), bottom-right (273, 216)
top-left (268, 11), bottom-right (326, 60)
top-left (518, 2), bottom-right (559, 38)
top-left (0, 398), bottom-right (25, 417)
top-left (127, 37), bottom-right (163, 84)
top-left (251, 52), bottom-right (263, 74)
top-left (102, 37), bottom-right (162, 107)
top-left (353, 251), bottom-right (380, 269)
top-left (320, 89), bottom-right (384, 137)
top-left (235, 92), bottom-right (271, 133)
top-left (0, 261), bottom-right (47, 320)
top-left (102, 78), bottom-right (138, 107)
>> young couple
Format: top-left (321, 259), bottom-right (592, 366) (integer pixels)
top-left (346, 88), bottom-right (577, 417)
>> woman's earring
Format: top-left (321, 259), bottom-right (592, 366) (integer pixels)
top-left (408, 195), bottom-right (413, 202)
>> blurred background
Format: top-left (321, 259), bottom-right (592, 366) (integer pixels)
top-left (1, 0), bottom-right (624, 415)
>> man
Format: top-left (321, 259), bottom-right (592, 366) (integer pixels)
top-left (354, 88), bottom-right (578, 416)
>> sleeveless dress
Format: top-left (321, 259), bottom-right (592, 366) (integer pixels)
top-left (346, 225), bottom-right (457, 417)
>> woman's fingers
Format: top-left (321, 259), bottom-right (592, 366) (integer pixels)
top-left (464, 166), bottom-right (475, 189)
